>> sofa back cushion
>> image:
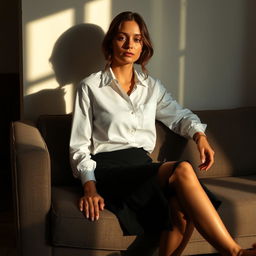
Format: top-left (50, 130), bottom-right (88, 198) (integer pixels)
top-left (193, 107), bottom-right (256, 178)
top-left (37, 114), bottom-right (79, 186)
top-left (37, 107), bottom-right (256, 185)
top-left (152, 107), bottom-right (256, 179)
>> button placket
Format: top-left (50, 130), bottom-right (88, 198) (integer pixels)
top-left (128, 99), bottom-right (137, 141)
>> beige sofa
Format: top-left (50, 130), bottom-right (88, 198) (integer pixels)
top-left (10, 107), bottom-right (256, 256)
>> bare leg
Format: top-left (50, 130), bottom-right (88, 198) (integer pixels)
top-left (157, 161), bottom-right (256, 256)
top-left (159, 195), bottom-right (194, 256)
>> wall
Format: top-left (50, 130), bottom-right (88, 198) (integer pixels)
top-left (22, 0), bottom-right (256, 120)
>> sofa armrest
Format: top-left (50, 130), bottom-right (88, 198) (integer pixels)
top-left (10, 121), bottom-right (52, 256)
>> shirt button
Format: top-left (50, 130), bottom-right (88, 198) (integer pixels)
top-left (131, 111), bottom-right (134, 114)
top-left (130, 129), bottom-right (135, 134)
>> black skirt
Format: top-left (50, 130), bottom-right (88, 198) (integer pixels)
top-left (92, 148), bottom-right (221, 236)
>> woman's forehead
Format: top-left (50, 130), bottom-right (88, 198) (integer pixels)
top-left (117, 20), bottom-right (141, 34)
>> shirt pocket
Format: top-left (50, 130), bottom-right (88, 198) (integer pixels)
top-left (139, 103), bottom-right (156, 128)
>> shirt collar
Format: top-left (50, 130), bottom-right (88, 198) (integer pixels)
top-left (100, 67), bottom-right (148, 87)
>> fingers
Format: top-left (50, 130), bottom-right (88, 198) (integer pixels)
top-left (88, 197), bottom-right (95, 221)
top-left (200, 148), bottom-right (206, 164)
top-left (93, 198), bottom-right (100, 221)
top-left (207, 150), bottom-right (215, 170)
top-left (99, 198), bottom-right (105, 211)
top-left (199, 147), bottom-right (215, 171)
top-left (79, 198), bottom-right (89, 218)
top-left (79, 195), bottom-right (104, 221)
top-left (200, 151), bottom-right (214, 171)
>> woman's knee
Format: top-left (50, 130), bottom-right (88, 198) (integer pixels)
top-left (157, 161), bottom-right (197, 188)
top-left (171, 161), bottom-right (197, 183)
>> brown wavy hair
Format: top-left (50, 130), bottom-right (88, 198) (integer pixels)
top-left (102, 11), bottom-right (154, 74)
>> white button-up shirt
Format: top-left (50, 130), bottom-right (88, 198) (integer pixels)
top-left (70, 68), bottom-right (206, 185)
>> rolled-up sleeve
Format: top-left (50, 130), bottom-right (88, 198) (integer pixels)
top-left (70, 82), bottom-right (96, 185)
top-left (155, 80), bottom-right (206, 139)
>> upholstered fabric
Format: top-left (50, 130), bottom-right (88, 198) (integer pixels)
top-left (11, 107), bottom-right (256, 256)
top-left (50, 175), bottom-right (256, 251)
top-left (51, 186), bottom-right (135, 250)
top-left (11, 121), bottom-right (52, 256)
top-left (186, 108), bottom-right (256, 178)
top-left (152, 107), bottom-right (256, 178)
top-left (37, 114), bottom-right (77, 186)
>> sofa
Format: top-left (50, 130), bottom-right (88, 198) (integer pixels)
top-left (10, 107), bottom-right (256, 256)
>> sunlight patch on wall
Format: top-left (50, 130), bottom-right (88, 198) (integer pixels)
top-left (178, 55), bottom-right (185, 106)
top-left (84, 0), bottom-right (111, 32)
top-left (25, 9), bottom-right (74, 84)
top-left (26, 78), bottom-right (59, 96)
top-left (178, 0), bottom-right (187, 106)
top-left (179, 0), bottom-right (187, 51)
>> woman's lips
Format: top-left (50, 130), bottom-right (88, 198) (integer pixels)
top-left (123, 52), bottom-right (134, 57)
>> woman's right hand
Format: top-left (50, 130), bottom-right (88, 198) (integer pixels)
top-left (79, 181), bottom-right (105, 221)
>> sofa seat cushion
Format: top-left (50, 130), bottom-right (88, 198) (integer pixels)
top-left (51, 175), bottom-right (256, 250)
top-left (190, 175), bottom-right (256, 242)
top-left (51, 186), bottom-right (136, 250)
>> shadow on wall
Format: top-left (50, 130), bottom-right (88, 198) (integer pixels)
top-left (49, 23), bottom-right (105, 86)
top-left (24, 23), bottom-right (105, 120)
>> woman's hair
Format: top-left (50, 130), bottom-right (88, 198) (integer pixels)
top-left (102, 11), bottom-right (154, 74)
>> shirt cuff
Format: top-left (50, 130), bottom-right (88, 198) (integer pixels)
top-left (188, 123), bottom-right (207, 139)
top-left (80, 170), bottom-right (96, 186)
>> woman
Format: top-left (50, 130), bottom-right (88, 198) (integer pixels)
top-left (70, 11), bottom-right (256, 256)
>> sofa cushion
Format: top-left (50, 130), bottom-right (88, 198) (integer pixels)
top-left (37, 114), bottom-right (78, 186)
top-left (37, 107), bottom-right (256, 185)
top-left (51, 175), bottom-right (256, 251)
top-left (191, 107), bottom-right (256, 178)
top-left (153, 107), bottom-right (256, 178)
top-left (51, 185), bottom-right (136, 250)
top-left (191, 174), bottom-right (256, 242)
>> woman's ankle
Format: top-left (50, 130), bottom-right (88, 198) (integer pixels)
top-left (221, 245), bottom-right (241, 256)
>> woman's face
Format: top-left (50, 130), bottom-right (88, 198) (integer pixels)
top-left (111, 20), bottom-right (143, 66)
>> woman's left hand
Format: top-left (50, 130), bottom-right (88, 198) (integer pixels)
top-left (194, 133), bottom-right (215, 171)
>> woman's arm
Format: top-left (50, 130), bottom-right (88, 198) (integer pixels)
top-left (70, 82), bottom-right (97, 184)
top-left (155, 80), bottom-right (214, 170)
top-left (155, 80), bottom-right (207, 140)
top-left (70, 82), bottom-right (104, 220)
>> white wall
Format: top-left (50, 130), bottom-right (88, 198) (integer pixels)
top-left (22, 0), bottom-right (256, 120)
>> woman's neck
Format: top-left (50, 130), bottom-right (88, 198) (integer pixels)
top-left (111, 64), bottom-right (133, 83)
top-left (111, 64), bottom-right (135, 95)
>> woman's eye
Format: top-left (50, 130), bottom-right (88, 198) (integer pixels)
top-left (117, 36), bottom-right (126, 41)
top-left (134, 38), bottom-right (142, 43)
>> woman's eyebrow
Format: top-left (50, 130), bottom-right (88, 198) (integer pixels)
top-left (117, 32), bottom-right (142, 37)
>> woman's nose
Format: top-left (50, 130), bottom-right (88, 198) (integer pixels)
top-left (124, 38), bottom-right (134, 49)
